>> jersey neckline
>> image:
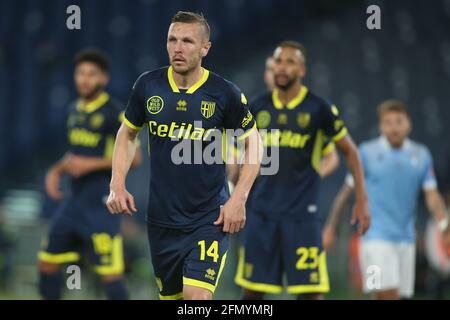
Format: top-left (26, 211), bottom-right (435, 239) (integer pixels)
top-left (167, 65), bottom-right (209, 94)
top-left (272, 86), bottom-right (308, 110)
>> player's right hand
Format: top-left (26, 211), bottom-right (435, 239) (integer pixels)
top-left (106, 187), bottom-right (137, 215)
top-left (45, 167), bottom-right (64, 200)
top-left (322, 224), bottom-right (336, 252)
top-left (352, 197), bottom-right (371, 235)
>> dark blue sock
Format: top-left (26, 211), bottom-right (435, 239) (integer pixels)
top-left (39, 272), bottom-right (62, 300)
top-left (103, 279), bottom-right (129, 300)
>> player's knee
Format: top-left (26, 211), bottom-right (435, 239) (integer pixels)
top-left (375, 289), bottom-right (399, 300)
top-left (101, 275), bottom-right (129, 300)
top-left (38, 260), bottom-right (61, 274)
top-left (242, 289), bottom-right (264, 300)
top-left (101, 274), bottom-right (124, 283)
top-left (183, 286), bottom-right (213, 300)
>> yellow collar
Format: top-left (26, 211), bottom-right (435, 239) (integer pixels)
top-left (167, 66), bottom-right (209, 94)
top-left (272, 86), bottom-right (308, 110)
top-left (77, 92), bottom-right (109, 113)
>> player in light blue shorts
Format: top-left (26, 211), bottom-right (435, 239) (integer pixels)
top-left (323, 99), bottom-right (450, 299)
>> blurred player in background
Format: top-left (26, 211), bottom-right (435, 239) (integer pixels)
top-left (235, 41), bottom-right (370, 300)
top-left (323, 99), bottom-right (450, 299)
top-left (227, 55), bottom-right (339, 184)
top-left (106, 12), bottom-right (262, 300)
top-left (264, 56), bottom-right (275, 91)
top-left (38, 49), bottom-right (142, 300)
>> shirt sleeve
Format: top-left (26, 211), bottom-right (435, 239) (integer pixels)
top-left (322, 138), bottom-right (335, 156)
top-left (223, 84), bottom-right (256, 141)
top-left (421, 148), bottom-right (438, 191)
top-left (320, 102), bottom-right (348, 142)
top-left (106, 103), bottom-right (125, 135)
top-left (123, 74), bottom-right (146, 130)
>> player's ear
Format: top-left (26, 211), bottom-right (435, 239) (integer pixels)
top-left (102, 72), bottom-right (110, 86)
top-left (405, 116), bottom-right (412, 134)
top-left (300, 64), bottom-right (307, 78)
top-left (201, 41), bottom-right (212, 58)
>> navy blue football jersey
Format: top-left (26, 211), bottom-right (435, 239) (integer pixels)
top-left (248, 87), bottom-right (347, 220)
top-left (66, 92), bottom-right (123, 194)
top-left (124, 66), bottom-right (256, 229)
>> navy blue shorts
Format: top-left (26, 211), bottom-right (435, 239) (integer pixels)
top-left (148, 221), bottom-right (228, 300)
top-left (38, 196), bottom-right (124, 276)
top-left (235, 213), bottom-right (329, 295)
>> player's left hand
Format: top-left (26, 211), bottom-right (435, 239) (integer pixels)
top-left (65, 155), bottom-right (95, 178)
top-left (351, 197), bottom-right (371, 235)
top-left (214, 196), bottom-right (246, 234)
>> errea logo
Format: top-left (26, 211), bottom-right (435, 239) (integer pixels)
top-left (205, 268), bottom-right (216, 281)
top-left (176, 100), bottom-right (187, 111)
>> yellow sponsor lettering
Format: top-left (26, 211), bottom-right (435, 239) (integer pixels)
top-left (68, 128), bottom-right (102, 147)
top-left (157, 124), bottom-right (168, 137)
top-left (147, 120), bottom-right (215, 141)
top-left (260, 129), bottom-right (310, 149)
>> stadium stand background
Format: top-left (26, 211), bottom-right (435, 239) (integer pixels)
top-left (1, 0), bottom-right (450, 299)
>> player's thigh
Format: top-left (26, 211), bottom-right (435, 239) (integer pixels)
top-left (147, 223), bottom-right (185, 300)
top-left (360, 240), bottom-right (400, 293)
top-left (183, 223), bottom-right (228, 296)
top-left (281, 218), bottom-right (329, 295)
top-left (398, 243), bottom-right (415, 298)
top-left (38, 202), bottom-right (81, 269)
top-left (235, 214), bottom-right (283, 294)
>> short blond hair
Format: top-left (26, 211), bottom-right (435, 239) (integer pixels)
top-left (171, 11), bottom-right (210, 40)
top-left (377, 99), bottom-right (409, 120)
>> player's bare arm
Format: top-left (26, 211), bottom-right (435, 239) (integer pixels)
top-left (335, 134), bottom-right (370, 235)
top-left (46, 145), bottom-right (142, 199)
top-left (320, 148), bottom-right (340, 178)
top-left (45, 153), bottom-right (72, 200)
top-left (322, 183), bottom-right (354, 251)
top-left (107, 123), bottom-right (140, 215)
top-left (214, 129), bottom-right (263, 234)
top-left (424, 188), bottom-right (450, 246)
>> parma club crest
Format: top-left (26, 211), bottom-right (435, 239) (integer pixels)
top-left (297, 112), bottom-right (311, 128)
top-left (201, 101), bottom-right (216, 119)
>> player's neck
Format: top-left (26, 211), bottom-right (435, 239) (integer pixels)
top-left (172, 66), bottom-right (204, 90)
top-left (80, 90), bottom-right (104, 105)
top-left (277, 82), bottom-right (302, 105)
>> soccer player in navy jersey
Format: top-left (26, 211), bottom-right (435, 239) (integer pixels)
top-left (38, 49), bottom-right (142, 300)
top-left (234, 41), bottom-right (370, 300)
top-left (106, 12), bottom-right (263, 300)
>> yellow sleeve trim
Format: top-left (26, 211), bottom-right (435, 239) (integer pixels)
top-left (159, 292), bottom-right (183, 300)
top-left (123, 116), bottom-right (143, 131)
top-left (332, 127), bottom-right (348, 142)
top-left (118, 111), bottom-right (125, 123)
top-left (322, 142), bottom-right (336, 156)
top-left (38, 251), bottom-right (80, 264)
top-left (237, 122), bottom-right (257, 141)
top-left (183, 277), bottom-right (216, 294)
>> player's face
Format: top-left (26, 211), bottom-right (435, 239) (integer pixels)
top-left (264, 57), bottom-right (275, 91)
top-left (167, 22), bottom-right (211, 75)
top-left (380, 111), bottom-right (411, 147)
top-left (74, 62), bottom-right (108, 99)
top-left (273, 46), bottom-right (306, 90)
